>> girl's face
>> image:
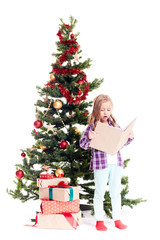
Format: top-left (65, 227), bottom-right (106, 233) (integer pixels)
top-left (99, 101), bottom-right (113, 123)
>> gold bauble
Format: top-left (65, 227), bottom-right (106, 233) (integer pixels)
top-left (50, 73), bottom-right (55, 82)
top-left (40, 144), bottom-right (48, 151)
top-left (73, 127), bottom-right (79, 134)
top-left (55, 168), bottom-right (64, 177)
top-left (53, 100), bottom-right (62, 110)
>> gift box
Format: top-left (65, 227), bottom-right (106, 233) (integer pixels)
top-left (40, 174), bottom-right (55, 179)
top-left (39, 186), bottom-right (79, 202)
top-left (37, 211), bottom-right (81, 229)
top-left (41, 199), bottom-right (80, 214)
top-left (37, 177), bottom-right (68, 188)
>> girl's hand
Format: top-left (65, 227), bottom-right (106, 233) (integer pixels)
top-left (128, 131), bottom-right (134, 139)
top-left (88, 131), bottom-right (98, 140)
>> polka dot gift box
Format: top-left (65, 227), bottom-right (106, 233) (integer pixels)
top-left (41, 199), bottom-right (80, 214)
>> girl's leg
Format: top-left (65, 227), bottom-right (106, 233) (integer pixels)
top-left (108, 164), bottom-right (127, 229)
top-left (93, 168), bottom-right (108, 221)
top-left (108, 165), bottom-right (122, 221)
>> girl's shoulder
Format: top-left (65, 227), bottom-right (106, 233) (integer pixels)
top-left (109, 120), bottom-right (121, 129)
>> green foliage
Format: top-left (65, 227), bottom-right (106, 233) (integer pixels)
top-left (89, 78), bottom-right (104, 91)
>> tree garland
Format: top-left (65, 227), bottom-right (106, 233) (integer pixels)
top-left (51, 24), bottom-right (89, 105)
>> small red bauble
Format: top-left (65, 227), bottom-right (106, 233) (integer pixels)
top-left (60, 141), bottom-right (68, 149)
top-left (21, 152), bottom-right (26, 157)
top-left (82, 110), bottom-right (89, 116)
top-left (77, 90), bottom-right (82, 96)
top-left (70, 34), bottom-right (75, 39)
top-left (34, 120), bottom-right (42, 128)
top-left (77, 80), bottom-right (84, 85)
top-left (16, 170), bottom-right (24, 179)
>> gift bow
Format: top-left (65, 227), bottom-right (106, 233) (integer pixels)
top-left (48, 181), bottom-right (70, 188)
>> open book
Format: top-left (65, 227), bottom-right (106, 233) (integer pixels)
top-left (90, 118), bottom-right (136, 155)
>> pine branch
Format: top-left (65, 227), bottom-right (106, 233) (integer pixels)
top-left (89, 78), bottom-right (104, 91)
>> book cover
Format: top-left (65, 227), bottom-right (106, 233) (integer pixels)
top-left (90, 118), bottom-right (136, 155)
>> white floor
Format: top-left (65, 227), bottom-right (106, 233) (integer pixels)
top-left (1, 195), bottom-right (158, 240)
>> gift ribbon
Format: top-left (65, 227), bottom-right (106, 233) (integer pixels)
top-left (62, 213), bottom-right (79, 229)
top-left (48, 181), bottom-right (70, 188)
top-left (24, 215), bottom-right (38, 227)
top-left (25, 213), bottom-right (79, 230)
top-left (48, 181), bottom-right (73, 201)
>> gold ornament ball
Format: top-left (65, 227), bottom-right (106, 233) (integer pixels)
top-left (40, 144), bottom-right (48, 151)
top-left (53, 100), bottom-right (62, 110)
top-left (73, 127), bottom-right (79, 134)
top-left (55, 168), bottom-right (64, 177)
top-left (50, 73), bottom-right (55, 82)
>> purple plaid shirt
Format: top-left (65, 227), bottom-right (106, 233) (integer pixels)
top-left (79, 121), bottom-right (133, 170)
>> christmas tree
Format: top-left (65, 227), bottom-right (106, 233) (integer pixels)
top-left (8, 16), bottom-right (144, 218)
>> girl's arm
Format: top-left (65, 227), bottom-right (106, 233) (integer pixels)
top-left (124, 137), bottom-right (134, 146)
top-left (117, 124), bottom-right (134, 146)
top-left (79, 125), bottom-right (92, 150)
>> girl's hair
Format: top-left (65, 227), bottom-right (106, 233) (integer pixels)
top-left (89, 94), bottom-right (117, 129)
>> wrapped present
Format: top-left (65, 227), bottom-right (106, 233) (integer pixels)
top-left (37, 177), bottom-right (68, 188)
top-left (39, 186), bottom-right (79, 201)
top-left (40, 174), bottom-right (55, 179)
top-left (39, 181), bottom-right (79, 201)
top-left (41, 199), bottom-right (80, 214)
top-left (37, 211), bottom-right (81, 229)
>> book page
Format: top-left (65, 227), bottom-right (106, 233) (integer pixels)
top-left (114, 118), bottom-right (136, 153)
top-left (90, 121), bottom-right (122, 154)
top-left (90, 118), bottom-right (136, 155)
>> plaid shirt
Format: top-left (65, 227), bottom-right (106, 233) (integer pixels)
top-left (79, 121), bottom-right (133, 170)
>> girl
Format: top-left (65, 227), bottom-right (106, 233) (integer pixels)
top-left (79, 94), bottom-right (134, 231)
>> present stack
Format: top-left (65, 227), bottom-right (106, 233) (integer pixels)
top-left (36, 165), bottom-right (81, 230)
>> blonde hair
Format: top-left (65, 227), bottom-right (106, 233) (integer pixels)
top-left (89, 94), bottom-right (117, 129)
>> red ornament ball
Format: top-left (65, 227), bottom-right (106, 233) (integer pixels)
top-left (77, 80), bottom-right (84, 85)
top-left (77, 90), bottom-right (82, 96)
top-left (34, 120), bottom-right (42, 128)
top-left (16, 170), bottom-right (24, 179)
top-left (21, 152), bottom-right (26, 157)
top-left (60, 141), bottom-right (68, 149)
top-left (70, 34), bottom-right (75, 39)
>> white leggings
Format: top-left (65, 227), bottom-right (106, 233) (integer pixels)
top-left (94, 164), bottom-right (123, 221)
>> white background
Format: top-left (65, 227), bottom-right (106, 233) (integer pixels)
top-left (0, 0), bottom-right (160, 239)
